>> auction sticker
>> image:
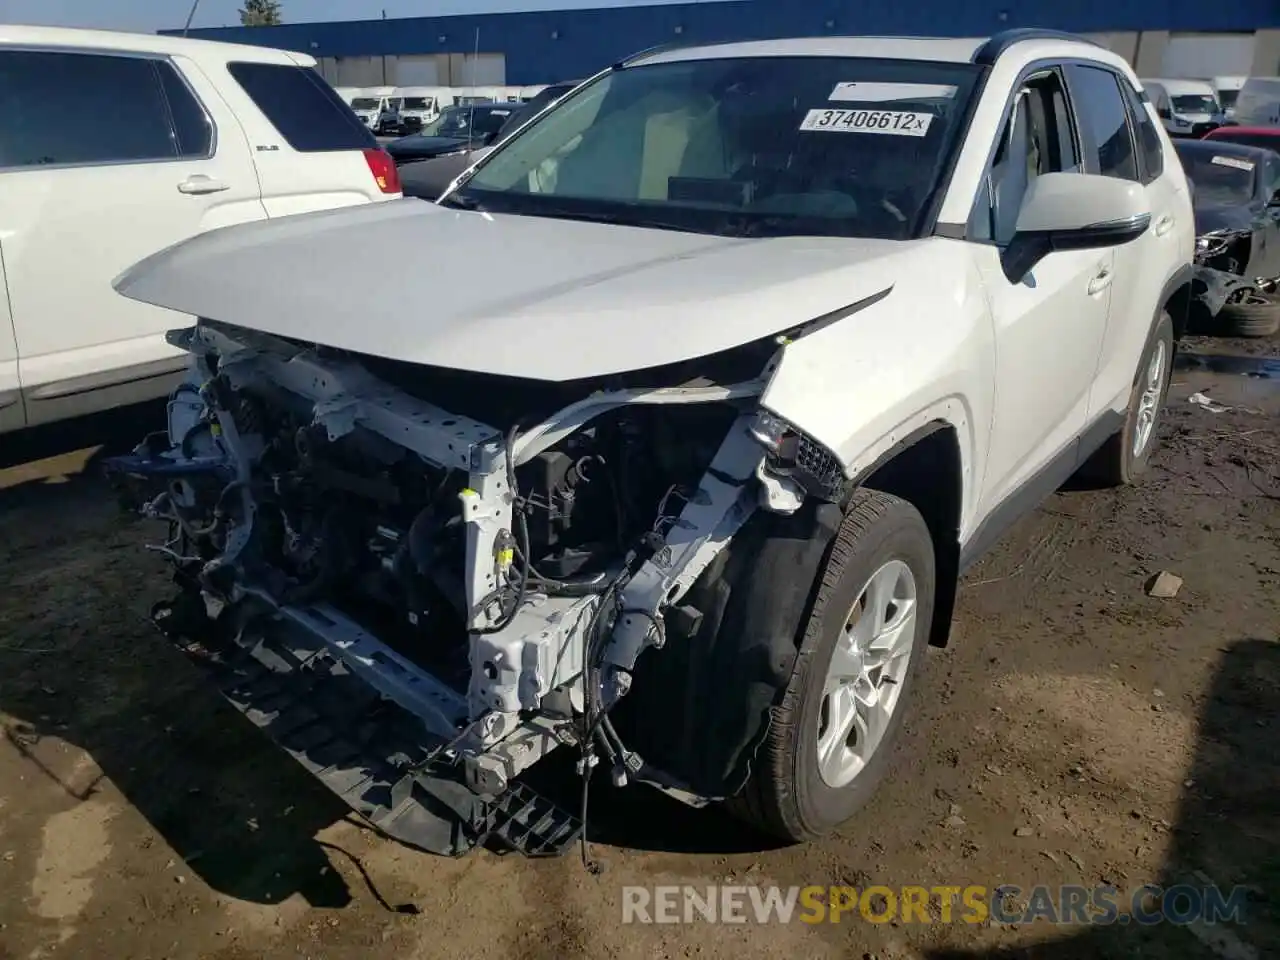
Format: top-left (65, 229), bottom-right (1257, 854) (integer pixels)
top-left (1210, 155), bottom-right (1254, 171)
top-left (799, 108), bottom-right (933, 137)
top-left (829, 81), bottom-right (957, 102)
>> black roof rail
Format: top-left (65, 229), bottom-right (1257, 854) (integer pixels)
top-left (972, 28), bottom-right (1100, 66)
top-left (615, 34), bottom-right (758, 69)
top-left (615, 42), bottom-right (675, 68)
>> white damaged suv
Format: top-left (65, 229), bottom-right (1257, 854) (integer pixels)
top-left (107, 30), bottom-right (1194, 855)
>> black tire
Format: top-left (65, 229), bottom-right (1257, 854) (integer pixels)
top-left (1079, 310), bottom-right (1175, 487)
top-left (730, 488), bottom-right (936, 842)
top-left (1218, 292), bottom-right (1280, 338)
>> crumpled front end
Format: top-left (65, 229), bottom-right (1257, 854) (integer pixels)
top-left (1191, 225), bottom-right (1265, 318)
top-left (105, 319), bottom-right (839, 856)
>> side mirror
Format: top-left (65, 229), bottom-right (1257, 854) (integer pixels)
top-left (1002, 173), bottom-right (1152, 283)
top-left (1269, 188), bottom-right (1280, 208)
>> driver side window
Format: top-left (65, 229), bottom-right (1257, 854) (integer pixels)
top-left (971, 68), bottom-right (1080, 245)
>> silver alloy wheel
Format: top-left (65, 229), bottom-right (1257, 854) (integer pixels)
top-left (1133, 339), bottom-right (1167, 458)
top-left (816, 559), bottom-right (918, 789)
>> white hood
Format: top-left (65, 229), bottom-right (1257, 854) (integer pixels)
top-left (116, 199), bottom-right (928, 382)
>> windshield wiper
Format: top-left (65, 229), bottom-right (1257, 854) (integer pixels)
top-left (437, 192), bottom-right (485, 212)
top-left (511, 205), bottom-right (717, 234)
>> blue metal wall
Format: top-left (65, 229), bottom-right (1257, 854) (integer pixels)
top-left (168, 0), bottom-right (1280, 83)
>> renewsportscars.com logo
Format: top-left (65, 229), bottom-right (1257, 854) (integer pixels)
top-left (621, 884), bottom-right (1251, 926)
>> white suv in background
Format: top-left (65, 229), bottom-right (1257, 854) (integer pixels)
top-left (0, 25), bottom-right (403, 435)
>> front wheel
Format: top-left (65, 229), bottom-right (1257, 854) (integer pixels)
top-left (730, 489), bottom-right (936, 842)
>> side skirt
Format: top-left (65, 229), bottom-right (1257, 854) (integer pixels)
top-left (959, 410), bottom-right (1124, 573)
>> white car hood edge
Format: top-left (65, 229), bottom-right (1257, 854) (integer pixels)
top-left (115, 199), bottom-right (931, 382)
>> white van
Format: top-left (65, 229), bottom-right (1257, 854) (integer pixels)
top-left (349, 85), bottom-right (397, 130)
top-left (1234, 77), bottom-right (1280, 128)
top-left (0, 25), bottom-right (402, 434)
top-left (1141, 78), bottom-right (1223, 136)
top-left (1211, 75), bottom-right (1247, 120)
top-left (393, 86), bottom-right (453, 132)
top-left (453, 85), bottom-right (500, 105)
top-left (333, 85), bottom-right (361, 107)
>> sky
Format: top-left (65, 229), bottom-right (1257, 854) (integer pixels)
top-left (0, 0), bottom-right (714, 33)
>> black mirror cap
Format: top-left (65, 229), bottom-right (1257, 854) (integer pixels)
top-left (1001, 214), bottom-right (1152, 284)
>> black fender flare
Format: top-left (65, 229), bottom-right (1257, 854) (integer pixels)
top-left (846, 420), bottom-right (962, 649)
top-left (1160, 262), bottom-right (1196, 341)
top-left (619, 421), bottom-right (966, 795)
top-left (616, 500), bottom-right (843, 798)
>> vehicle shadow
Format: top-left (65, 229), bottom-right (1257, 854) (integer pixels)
top-left (519, 750), bottom-right (788, 856)
top-left (0, 400), bottom-right (163, 506)
top-left (0, 394), bottom-right (784, 917)
top-left (7, 403), bottom-right (1270, 914)
top-left (925, 636), bottom-right (1279, 959)
top-left (0, 401), bottom-right (367, 908)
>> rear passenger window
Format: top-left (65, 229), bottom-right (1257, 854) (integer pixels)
top-left (1064, 65), bottom-right (1138, 182)
top-left (228, 63), bottom-right (376, 152)
top-left (158, 61), bottom-right (213, 158)
top-left (0, 50), bottom-right (179, 167)
top-left (1119, 79), bottom-right (1163, 184)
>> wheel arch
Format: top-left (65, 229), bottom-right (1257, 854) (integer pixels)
top-left (616, 419), bottom-right (967, 798)
top-left (1161, 262), bottom-right (1196, 343)
top-left (850, 420), bottom-right (965, 649)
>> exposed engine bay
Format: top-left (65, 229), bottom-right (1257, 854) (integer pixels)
top-left (107, 319), bottom-right (844, 856)
top-left (1192, 232), bottom-right (1279, 317)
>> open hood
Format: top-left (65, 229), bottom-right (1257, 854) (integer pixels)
top-left (115, 199), bottom-right (926, 382)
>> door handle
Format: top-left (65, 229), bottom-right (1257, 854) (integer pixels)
top-left (1087, 267), bottom-right (1113, 296)
top-left (1154, 214), bottom-right (1174, 237)
top-left (177, 175), bottom-right (229, 195)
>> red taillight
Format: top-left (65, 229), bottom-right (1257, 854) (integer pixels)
top-left (363, 147), bottom-right (401, 195)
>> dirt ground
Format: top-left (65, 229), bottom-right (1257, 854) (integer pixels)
top-left (1, 335), bottom-right (1277, 960)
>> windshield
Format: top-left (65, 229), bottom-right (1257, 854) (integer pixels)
top-left (1172, 94), bottom-right (1218, 114)
top-left (1176, 146), bottom-right (1257, 205)
top-left (448, 56), bottom-right (981, 239)
top-left (1219, 89), bottom-right (1239, 109)
top-left (350, 97), bottom-right (380, 110)
top-left (403, 97), bottom-right (433, 110)
top-left (423, 105), bottom-right (515, 138)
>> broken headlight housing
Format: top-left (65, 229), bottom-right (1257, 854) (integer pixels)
top-left (1194, 230), bottom-right (1248, 273)
top-left (1195, 231), bottom-right (1232, 261)
top-left (749, 410), bottom-right (846, 501)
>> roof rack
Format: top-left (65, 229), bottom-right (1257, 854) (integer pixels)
top-left (615, 35), bottom-right (750, 69)
top-left (621, 30), bottom-right (1102, 71)
top-left (972, 28), bottom-right (1100, 66)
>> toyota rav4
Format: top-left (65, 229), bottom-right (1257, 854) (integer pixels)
top-left (106, 29), bottom-right (1195, 858)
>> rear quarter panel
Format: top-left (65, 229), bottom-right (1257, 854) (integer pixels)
top-left (195, 55), bottom-right (396, 215)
